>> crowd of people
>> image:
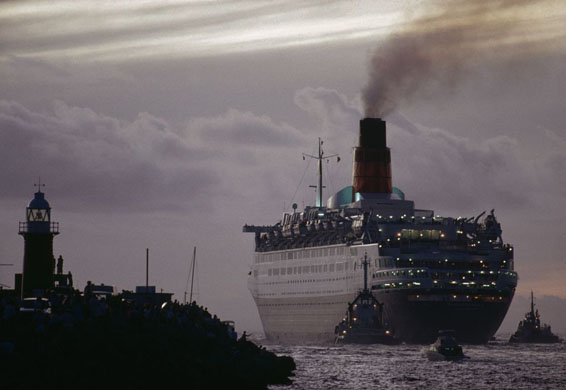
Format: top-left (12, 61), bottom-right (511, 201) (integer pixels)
top-left (0, 291), bottom-right (295, 389)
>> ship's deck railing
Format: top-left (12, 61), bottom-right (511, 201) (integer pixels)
top-left (372, 269), bottom-right (517, 291)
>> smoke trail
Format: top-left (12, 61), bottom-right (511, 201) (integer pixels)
top-left (362, 0), bottom-right (547, 117)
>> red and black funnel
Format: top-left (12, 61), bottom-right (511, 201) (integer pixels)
top-left (352, 118), bottom-right (392, 197)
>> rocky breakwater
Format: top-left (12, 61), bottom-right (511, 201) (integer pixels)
top-left (0, 293), bottom-right (295, 389)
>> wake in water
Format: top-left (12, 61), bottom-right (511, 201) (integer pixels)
top-left (267, 335), bottom-right (566, 390)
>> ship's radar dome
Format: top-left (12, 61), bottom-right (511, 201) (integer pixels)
top-left (28, 191), bottom-right (51, 210)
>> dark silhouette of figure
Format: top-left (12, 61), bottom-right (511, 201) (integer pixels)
top-left (84, 281), bottom-right (93, 299)
top-left (57, 255), bottom-right (64, 275)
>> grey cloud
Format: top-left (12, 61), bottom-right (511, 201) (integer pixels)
top-left (185, 108), bottom-right (318, 209)
top-left (387, 119), bottom-right (566, 214)
top-left (0, 1), bottom-right (347, 60)
top-left (1, 56), bottom-right (70, 79)
top-left (0, 100), bottom-right (216, 212)
top-left (193, 108), bottom-right (306, 148)
top-left (294, 87), bottom-right (361, 131)
top-left (0, 100), bottom-right (317, 215)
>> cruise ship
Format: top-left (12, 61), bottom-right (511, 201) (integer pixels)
top-left (244, 118), bottom-right (518, 344)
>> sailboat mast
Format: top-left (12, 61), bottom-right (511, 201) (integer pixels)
top-left (146, 248), bottom-right (149, 289)
top-left (317, 138), bottom-right (323, 208)
top-left (189, 246), bottom-right (196, 303)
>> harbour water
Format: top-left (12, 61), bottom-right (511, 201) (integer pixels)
top-left (264, 334), bottom-right (566, 390)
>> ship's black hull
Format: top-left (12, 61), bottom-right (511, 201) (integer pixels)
top-left (374, 288), bottom-right (515, 344)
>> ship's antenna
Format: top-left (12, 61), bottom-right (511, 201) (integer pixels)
top-left (303, 138), bottom-right (339, 208)
top-left (286, 154), bottom-right (312, 212)
top-left (34, 177), bottom-right (46, 193)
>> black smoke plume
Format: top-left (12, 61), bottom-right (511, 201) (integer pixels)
top-left (363, 0), bottom-right (542, 117)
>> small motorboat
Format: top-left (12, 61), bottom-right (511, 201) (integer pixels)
top-left (425, 330), bottom-right (465, 361)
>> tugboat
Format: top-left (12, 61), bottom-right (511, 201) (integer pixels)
top-left (425, 330), bottom-right (465, 361)
top-left (509, 292), bottom-right (562, 343)
top-left (335, 254), bottom-right (399, 344)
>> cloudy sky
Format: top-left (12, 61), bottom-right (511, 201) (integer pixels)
top-left (1, 0), bottom-right (566, 333)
